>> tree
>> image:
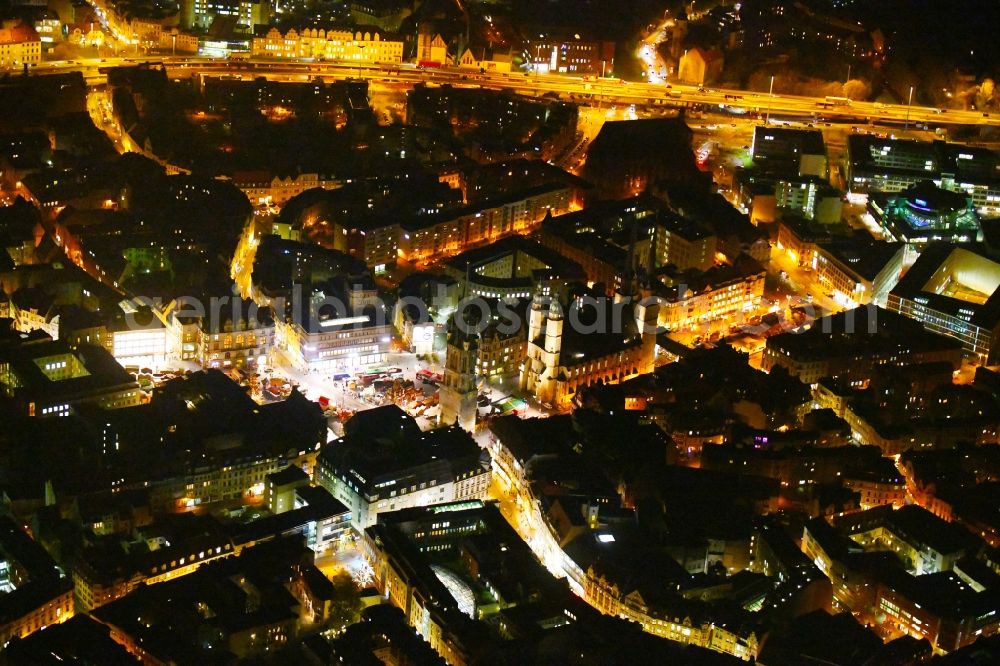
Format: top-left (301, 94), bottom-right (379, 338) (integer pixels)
top-left (976, 78), bottom-right (997, 110)
top-left (328, 572), bottom-right (362, 633)
top-left (842, 79), bottom-right (871, 101)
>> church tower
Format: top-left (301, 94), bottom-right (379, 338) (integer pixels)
top-left (439, 315), bottom-right (479, 432)
top-left (527, 291), bottom-right (546, 342)
top-left (534, 299), bottom-right (563, 404)
top-left (637, 290), bottom-right (660, 375)
top-left (521, 290), bottom-right (547, 393)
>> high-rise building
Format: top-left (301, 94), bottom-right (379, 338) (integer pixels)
top-left (438, 316), bottom-right (479, 432)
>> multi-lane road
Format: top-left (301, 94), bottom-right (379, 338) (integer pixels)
top-left (26, 55), bottom-right (1000, 130)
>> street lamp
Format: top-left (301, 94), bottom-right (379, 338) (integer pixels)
top-left (765, 74), bottom-right (774, 125)
top-left (904, 85), bottom-right (914, 131)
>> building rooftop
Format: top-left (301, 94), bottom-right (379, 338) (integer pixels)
top-left (756, 609), bottom-right (886, 666)
top-left (891, 243), bottom-right (1000, 329)
top-left (885, 505), bottom-right (979, 556)
top-left (817, 239), bottom-right (904, 282)
top-left (765, 305), bottom-right (963, 362)
top-left (322, 411), bottom-right (485, 495)
top-left (0, 22), bottom-right (39, 46)
top-left (267, 464), bottom-right (309, 488)
top-left (881, 569), bottom-right (996, 621)
top-left (849, 135), bottom-right (1000, 185)
top-left (91, 536), bottom-right (309, 664)
top-left (752, 126), bottom-right (826, 164)
top-left (444, 234), bottom-right (586, 285)
top-left (398, 182), bottom-right (573, 233)
top-left (653, 254), bottom-right (766, 300)
top-left (0, 339), bottom-right (136, 407)
top-left (0, 614), bottom-right (137, 666)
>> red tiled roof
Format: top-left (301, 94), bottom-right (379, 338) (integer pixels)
top-left (0, 23), bottom-right (40, 46)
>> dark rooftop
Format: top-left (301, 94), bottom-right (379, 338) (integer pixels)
top-left (890, 243), bottom-right (1000, 329)
top-left (817, 239), bottom-right (905, 282)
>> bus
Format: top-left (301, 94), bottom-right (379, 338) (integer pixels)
top-left (824, 96), bottom-right (851, 106)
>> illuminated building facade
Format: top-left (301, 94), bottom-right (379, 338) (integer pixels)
top-left (186, 298), bottom-right (275, 370)
top-left (847, 135), bottom-right (1000, 217)
top-left (536, 196), bottom-right (664, 293)
top-left (316, 407), bottom-right (490, 529)
top-left (277, 287), bottom-right (392, 373)
top-left (678, 46), bottom-right (724, 85)
top-left (762, 306), bottom-right (964, 385)
top-left (9, 289), bottom-right (58, 340)
top-left (522, 33), bottom-right (616, 75)
top-left (751, 127), bottom-right (827, 179)
top-left (438, 319), bottom-right (479, 432)
top-left (362, 501), bottom-right (529, 663)
top-left (476, 314), bottom-right (527, 378)
top-left (33, 17), bottom-right (61, 46)
top-left (129, 18), bottom-right (161, 47)
top-left (110, 318), bottom-right (167, 368)
top-left (415, 30), bottom-right (447, 66)
top-left (0, 21), bottom-right (41, 69)
top-left (813, 240), bottom-right (907, 308)
top-left (842, 466), bottom-right (907, 510)
top-left (188, 0), bottom-right (272, 29)
top-left (457, 48), bottom-right (513, 73)
top-left (443, 235), bottom-right (586, 301)
top-left (251, 27), bottom-right (404, 63)
top-left (887, 243), bottom-right (1000, 363)
top-left (803, 506), bottom-right (997, 653)
top-left (654, 213), bottom-right (718, 272)
top-left (0, 339), bottom-right (141, 417)
top-left (520, 292), bottom-right (658, 409)
top-left (400, 184), bottom-right (576, 266)
top-left (870, 181), bottom-right (982, 244)
top-left (583, 563), bottom-right (759, 659)
top-left (231, 171), bottom-right (339, 208)
top-left (73, 536), bottom-right (235, 611)
top-left (652, 255), bottom-right (766, 333)
top-left (0, 517), bottom-right (74, 645)
top-left (875, 572), bottom-right (1000, 653)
